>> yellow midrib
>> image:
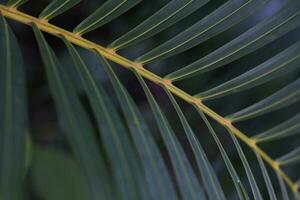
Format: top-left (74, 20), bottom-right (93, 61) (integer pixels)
top-left (0, 4), bottom-right (299, 196)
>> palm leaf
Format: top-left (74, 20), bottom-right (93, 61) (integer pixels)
top-left (227, 78), bottom-right (300, 122)
top-left (0, 14), bottom-right (28, 200)
top-left (39, 0), bottom-right (81, 21)
top-left (63, 38), bottom-right (146, 200)
top-left (255, 153), bottom-right (277, 200)
top-left (109, 0), bottom-right (209, 50)
top-left (165, 1), bottom-right (300, 81)
top-left (136, 72), bottom-right (206, 200)
top-left (254, 113), bottom-right (300, 143)
top-left (0, 0), bottom-right (300, 199)
top-left (166, 89), bottom-right (226, 200)
top-left (33, 25), bottom-right (112, 200)
top-left (73, 0), bottom-right (142, 35)
top-left (136, 0), bottom-right (270, 64)
top-left (95, 53), bottom-right (179, 200)
top-left (197, 110), bottom-right (250, 200)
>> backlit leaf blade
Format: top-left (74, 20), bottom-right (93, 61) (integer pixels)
top-left (6, 0), bottom-right (28, 7)
top-left (196, 110), bottom-right (250, 200)
top-left (39, 0), bottom-right (81, 21)
top-left (165, 1), bottom-right (300, 81)
top-left (227, 78), bottom-right (300, 122)
top-left (135, 72), bottom-right (206, 200)
top-left (62, 39), bottom-right (145, 200)
top-left (32, 25), bottom-right (111, 200)
top-left (165, 90), bottom-right (226, 200)
top-left (255, 153), bottom-right (277, 200)
top-left (137, 0), bottom-right (270, 64)
top-left (277, 147), bottom-right (300, 166)
top-left (95, 52), bottom-right (179, 200)
top-left (0, 14), bottom-right (28, 200)
top-left (109, 0), bottom-right (209, 51)
top-left (228, 132), bottom-right (263, 200)
top-left (73, 0), bottom-right (142, 35)
top-left (254, 113), bottom-right (300, 143)
top-left (196, 41), bottom-right (300, 100)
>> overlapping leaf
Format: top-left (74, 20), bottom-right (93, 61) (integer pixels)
top-left (255, 153), bottom-right (277, 200)
top-left (33, 25), bottom-right (111, 200)
top-left (39, 0), bottom-right (81, 20)
top-left (136, 73), bottom-right (206, 200)
top-left (0, 14), bottom-right (28, 200)
top-left (109, 0), bottom-right (209, 50)
top-left (137, 0), bottom-right (270, 64)
top-left (254, 113), bottom-right (300, 143)
top-left (166, 90), bottom-right (226, 200)
top-left (227, 78), bottom-right (300, 122)
top-left (196, 110), bottom-right (250, 200)
top-left (196, 41), bottom-right (300, 100)
top-left (166, 1), bottom-right (300, 81)
top-left (0, 0), bottom-right (299, 199)
top-left (74, 0), bottom-right (142, 35)
top-left (63, 38), bottom-right (145, 200)
top-left (96, 52), bottom-right (178, 200)
top-left (228, 132), bottom-right (262, 200)
top-left (277, 147), bottom-right (300, 166)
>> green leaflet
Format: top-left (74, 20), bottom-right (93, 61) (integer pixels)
top-left (96, 52), bottom-right (178, 200)
top-left (277, 147), bottom-right (300, 166)
top-left (196, 110), bottom-right (250, 200)
top-left (39, 0), bottom-right (81, 21)
top-left (196, 41), bottom-right (300, 100)
top-left (165, 1), bottom-right (300, 81)
top-left (137, 0), bottom-right (270, 64)
top-left (227, 78), bottom-right (300, 122)
top-left (254, 113), bottom-right (300, 143)
top-left (228, 131), bottom-right (262, 200)
top-left (63, 38), bottom-right (144, 200)
top-left (255, 153), bottom-right (277, 200)
top-left (165, 89), bottom-right (226, 200)
top-left (73, 0), bottom-right (141, 35)
top-left (276, 172), bottom-right (290, 200)
top-left (135, 72), bottom-right (206, 200)
top-left (109, 0), bottom-right (209, 50)
top-left (32, 25), bottom-right (111, 200)
top-left (6, 0), bottom-right (28, 7)
top-left (0, 14), bottom-right (28, 200)
top-left (31, 147), bottom-right (88, 200)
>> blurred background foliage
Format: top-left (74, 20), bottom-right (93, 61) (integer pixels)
top-left (1, 0), bottom-right (299, 199)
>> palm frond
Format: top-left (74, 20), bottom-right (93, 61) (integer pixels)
top-left (33, 25), bottom-right (112, 199)
top-left (0, 0), bottom-right (300, 199)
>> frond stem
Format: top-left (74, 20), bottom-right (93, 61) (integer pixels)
top-left (0, 4), bottom-right (298, 195)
